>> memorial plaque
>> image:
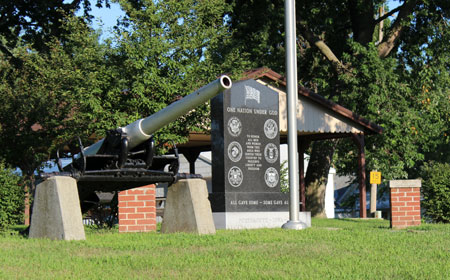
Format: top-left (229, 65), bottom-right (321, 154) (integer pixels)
top-left (211, 79), bottom-right (289, 212)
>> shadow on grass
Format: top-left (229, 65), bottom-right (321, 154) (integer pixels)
top-left (0, 225), bottom-right (29, 237)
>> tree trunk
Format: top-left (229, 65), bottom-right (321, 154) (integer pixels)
top-left (305, 140), bottom-right (337, 217)
top-left (24, 183), bottom-right (30, 226)
top-left (22, 168), bottom-right (36, 226)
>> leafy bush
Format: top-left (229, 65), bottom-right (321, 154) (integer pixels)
top-left (0, 162), bottom-right (24, 229)
top-left (280, 160), bottom-right (289, 193)
top-left (421, 162), bottom-right (450, 223)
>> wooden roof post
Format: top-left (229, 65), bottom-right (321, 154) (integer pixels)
top-left (352, 133), bottom-right (367, 218)
top-left (297, 137), bottom-right (311, 212)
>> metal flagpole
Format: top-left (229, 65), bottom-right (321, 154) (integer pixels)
top-left (282, 0), bottom-right (305, 230)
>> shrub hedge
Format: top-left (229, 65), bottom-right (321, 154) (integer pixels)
top-left (421, 162), bottom-right (450, 223)
top-left (0, 162), bottom-right (24, 229)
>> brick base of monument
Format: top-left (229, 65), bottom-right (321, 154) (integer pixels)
top-left (118, 185), bottom-right (156, 233)
top-left (390, 180), bottom-right (421, 229)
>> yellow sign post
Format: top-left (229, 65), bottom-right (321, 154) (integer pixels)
top-left (370, 171), bottom-right (381, 217)
top-left (370, 171), bottom-right (382, 185)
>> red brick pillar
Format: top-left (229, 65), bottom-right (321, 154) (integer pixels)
top-left (118, 185), bottom-right (156, 233)
top-left (389, 180), bottom-right (421, 229)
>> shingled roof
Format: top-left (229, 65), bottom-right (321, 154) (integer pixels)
top-left (241, 67), bottom-right (383, 136)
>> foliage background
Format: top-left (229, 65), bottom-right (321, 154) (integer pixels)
top-left (0, 162), bottom-right (24, 229)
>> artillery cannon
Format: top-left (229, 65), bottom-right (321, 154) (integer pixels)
top-left (45, 75), bottom-right (232, 208)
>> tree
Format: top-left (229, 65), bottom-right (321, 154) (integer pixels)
top-left (0, 0), bottom-right (230, 194)
top-left (0, 16), bottom-right (122, 226)
top-left (0, 0), bottom-right (112, 66)
top-left (0, 1), bottom-right (125, 225)
top-left (0, 1), bottom-right (127, 181)
top-left (217, 0), bottom-right (450, 216)
top-left (110, 0), bottom-right (231, 145)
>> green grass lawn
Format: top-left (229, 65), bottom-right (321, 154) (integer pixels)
top-left (1, 219), bottom-right (449, 279)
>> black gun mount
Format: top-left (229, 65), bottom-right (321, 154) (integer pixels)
top-left (57, 132), bottom-right (179, 194)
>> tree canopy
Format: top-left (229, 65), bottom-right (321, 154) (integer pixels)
top-left (0, 0), bottom-right (112, 65)
top-left (110, 0), bottom-right (231, 145)
top-left (0, 16), bottom-right (114, 177)
top-left (0, 0), bottom-right (231, 178)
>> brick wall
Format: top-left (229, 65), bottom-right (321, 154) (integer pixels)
top-left (118, 185), bottom-right (156, 233)
top-left (389, 180), bottom-right (421, 229)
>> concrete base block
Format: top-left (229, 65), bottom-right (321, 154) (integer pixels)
top-left (161, 179), bottom-right (216, 234)
top-left (29, 176), bottom-right (86, 240)
top-left (212, 211), bottom-right (311, 229)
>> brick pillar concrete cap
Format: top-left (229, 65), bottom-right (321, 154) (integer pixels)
top-left (389, 179), bottom-right (421, 188)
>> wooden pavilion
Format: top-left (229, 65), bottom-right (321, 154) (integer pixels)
top-left (178, 68), bottom-right (383, 218)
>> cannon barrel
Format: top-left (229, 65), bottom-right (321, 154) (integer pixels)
top-left (84, 75), bottom-right (232, 155)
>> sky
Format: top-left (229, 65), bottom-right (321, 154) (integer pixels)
top-left (88, 2), bottom-right (124, 40)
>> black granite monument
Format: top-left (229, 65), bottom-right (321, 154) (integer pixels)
top-left (211, 79), bottom-right (289, 212)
